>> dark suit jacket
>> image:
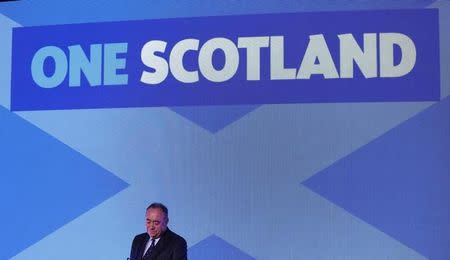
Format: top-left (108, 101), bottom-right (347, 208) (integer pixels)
top-left (129, 228), bottom-right (187, 260)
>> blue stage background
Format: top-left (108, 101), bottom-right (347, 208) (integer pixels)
top-left (1, 0), bottom-right (449, 259)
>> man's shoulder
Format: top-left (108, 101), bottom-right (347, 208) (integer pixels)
top-left (166, 229), bottom-right (187, 244)
top-left (133, 232), bottom-right (149, 242)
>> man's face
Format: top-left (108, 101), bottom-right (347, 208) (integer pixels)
top-left (145, 208), bottom-right (168, 239)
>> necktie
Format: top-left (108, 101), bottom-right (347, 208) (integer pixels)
top-left (143, 239), bottom-right (155, 259)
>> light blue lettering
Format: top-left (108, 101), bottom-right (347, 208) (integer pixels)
top-left (31, 46), bottom-right (67, 88)
top-left (104, 43), bottom-right (128, 85)
top-left (68, 44), bottom-right (102, 87)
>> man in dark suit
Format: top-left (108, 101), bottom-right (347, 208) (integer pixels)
top-left (129, 203), bottom-right (187, 260)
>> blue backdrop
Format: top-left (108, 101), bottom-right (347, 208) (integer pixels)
top-left (1, 0), bottom-right (449, 259)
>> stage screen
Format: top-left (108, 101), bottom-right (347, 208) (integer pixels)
top-left (1, 0), bottom-right (449, 259)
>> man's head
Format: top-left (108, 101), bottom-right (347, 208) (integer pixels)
top-left (145, 202), bottom-right (169, 239)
